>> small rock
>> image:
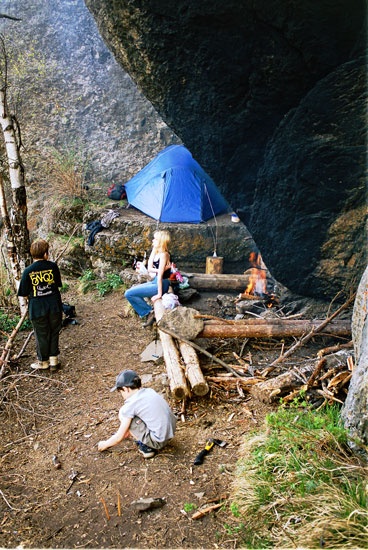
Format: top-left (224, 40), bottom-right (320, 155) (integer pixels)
top-left (131, 497), bottom-right (166, 512)
top-left (52, 455), bottom-right (62, 469)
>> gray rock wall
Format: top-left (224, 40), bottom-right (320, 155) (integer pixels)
top-left (342, 266), bottom-right (368, 458)
top-left (0, 0), bottom-right (180, 192)
top-left (251, 58), bottom-right (367, 298)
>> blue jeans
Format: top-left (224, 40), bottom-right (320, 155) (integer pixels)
top-left (125, 277), bottom-right (170, 318)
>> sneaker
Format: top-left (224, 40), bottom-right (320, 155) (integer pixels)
top-left (136, 441), bottom-right (157, 459)
top-left (30, 360), bottom-right (49, 370)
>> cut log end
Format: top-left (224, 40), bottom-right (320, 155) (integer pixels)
top-left (171, 386), bottom-right (188, 401)
top-left (191, 382), bottom-right (209, 396)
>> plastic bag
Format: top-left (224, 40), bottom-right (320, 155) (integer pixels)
top-left (161, 293), bottom-right (181, 310)
top-left (178, 276), bottom-right (190, 290)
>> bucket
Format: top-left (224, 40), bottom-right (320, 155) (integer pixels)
top-left (206, 256), bottom-right (223, 274)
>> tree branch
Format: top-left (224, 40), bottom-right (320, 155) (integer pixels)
top-left (261, 293), bottom-right (356, 376)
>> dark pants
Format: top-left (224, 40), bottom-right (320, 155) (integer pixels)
top-left (32, 312), bottom-right (62, 361)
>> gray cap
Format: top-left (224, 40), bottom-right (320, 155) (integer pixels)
top-left (110, 369), bottom-right (141, 392)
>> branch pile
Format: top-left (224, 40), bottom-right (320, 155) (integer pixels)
top-left (155, 293), bottom-right (355, 407)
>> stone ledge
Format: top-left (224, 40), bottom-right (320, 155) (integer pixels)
top-left (84, 207), bottom-right (258, 273)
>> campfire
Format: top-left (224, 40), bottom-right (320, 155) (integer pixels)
top-left (236, 251), bottom-right (278, 307)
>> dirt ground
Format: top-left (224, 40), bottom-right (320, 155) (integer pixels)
top-left (0, 283), bottom-right (347, 549)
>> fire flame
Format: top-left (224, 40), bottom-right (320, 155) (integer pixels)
top-left (245, 252), bottom-right (267, 296)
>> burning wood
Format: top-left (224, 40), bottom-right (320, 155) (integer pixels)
top-left (244, 251), bottom-right (268, 294)
top-left (235, 251), bottom-right (279, 306)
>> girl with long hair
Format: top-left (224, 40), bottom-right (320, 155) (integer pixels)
top-left (123, 230), bottom-right (171, 327)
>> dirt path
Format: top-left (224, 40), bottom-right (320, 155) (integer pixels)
top-left (1, 285), bottom-right (274, 549)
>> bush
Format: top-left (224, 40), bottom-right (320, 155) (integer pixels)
top-left (0, 310), bottom-right (32, 333)
top-left (77, 270), bottom-right (125, 296)
top-left (96, 273), bottom-right (124, 296)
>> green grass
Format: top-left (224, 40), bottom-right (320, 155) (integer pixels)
top-left (77, 270), bottom-right (125, 296)
top-left (230, 401), bottom-right (367, 548)
top-left (0, 310), bottom-right (32, 333)
top-left (96, 273), bottom-right (124, 296)
top-left (183, 502), bottom-right (197, 513)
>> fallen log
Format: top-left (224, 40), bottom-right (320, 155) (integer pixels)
top-left (198, 319), bottom-right (351, 339)
top-left (251, 364), bottom-right (315, 403)
top-left (157, 324), bottom-right (246, 378)
top-left (253, 349), bottom-right (353, 404)
top-left (206, 376), bottom-right (264, 387)
top-left (183, 273), bottom-right (249, 291)
top-left (153, 301), bottom-right (189, 401)
top-left (154, 302), bottom-right (208, 396)
top-left (178, 341), bottom-right (209, 396)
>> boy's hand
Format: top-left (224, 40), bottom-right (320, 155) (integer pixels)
top-left (98, 440), bottom-right (109, 452)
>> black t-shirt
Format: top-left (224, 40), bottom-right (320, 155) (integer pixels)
top-left (18, 259), bottom-right (63, 319)
top-left (152, 253), bottom-right (171, 279)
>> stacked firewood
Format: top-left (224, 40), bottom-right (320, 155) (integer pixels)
top-left (205, 344), bottom-right (354, 407)
top-left (155, 288), bottom-right (355, 407)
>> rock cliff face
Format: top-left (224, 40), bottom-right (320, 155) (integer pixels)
top-left (85, 0), bottom-right (367, 299)
top-left (0, 0), bottom-right (180, 194)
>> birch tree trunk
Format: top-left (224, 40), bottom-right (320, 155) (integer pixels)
top-left (0, 175), bottom-right (27, 314)
top-left (0, 38), bottom-right (31, 316)
top-left (0, 87), bottom-right (31, 276)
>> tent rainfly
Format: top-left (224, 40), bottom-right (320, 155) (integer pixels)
top-left (124, 145), bottom-right (230, 223)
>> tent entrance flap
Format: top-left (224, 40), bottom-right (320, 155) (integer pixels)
top-left (124, 145), bottom-right (230, 223)
top-left (161, 167), bottom-right (201, 222)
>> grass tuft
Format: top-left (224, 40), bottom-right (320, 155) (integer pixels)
top-left (45, 146), bottom-right (87, 200)
top-left (231, 402), bottom-right (367, 548)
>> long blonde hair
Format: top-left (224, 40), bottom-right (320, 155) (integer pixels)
top-left (154, 230), bottom-right (171, 253)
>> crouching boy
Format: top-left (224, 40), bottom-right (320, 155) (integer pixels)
top-left (98, 370), bottom-right (176, 458)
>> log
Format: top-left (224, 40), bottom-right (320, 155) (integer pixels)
top-left (157, 324), bottom-right (246, 378)
top-left (178, 341), bottom-right (209, 396)
top-left (198, 319), bottom-right (351, 339)
top-left (207, 376), bottom-right (264, 387)
top-left (183, 273), bottom-right (249, 291)
top-left (261, 292), bottom-right (356, 376)
top-left (154, 302), bottom-right (208, 396)
top-left (153, 300), bottom-right (189, 400)
top-left (251, 365), bottom-right (315, 403)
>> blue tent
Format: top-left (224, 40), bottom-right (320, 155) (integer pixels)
top-left (124, 145), bottom-right (230, 223)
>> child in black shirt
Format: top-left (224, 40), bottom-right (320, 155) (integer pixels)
top-left (18, 239), bottom-right (63, 370)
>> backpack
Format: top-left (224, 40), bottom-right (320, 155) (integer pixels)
top-left (107, 183), bottom-right (126, 200)
top-left (62, 302), bottom-right (77, 326)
